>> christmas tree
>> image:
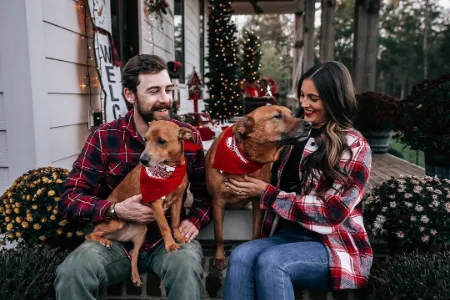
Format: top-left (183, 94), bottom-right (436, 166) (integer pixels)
top-left (241, 30), bottom-right (262, 84)
top-left (205, 0), bottom-right (242, 121)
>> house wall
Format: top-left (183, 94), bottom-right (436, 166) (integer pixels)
top-left (42, 0), bottom-right (102, 170)
top-left (0, 55), bottom-right (8, 193)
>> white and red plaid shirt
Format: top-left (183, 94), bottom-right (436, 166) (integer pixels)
top-left (260, 128), bottom-right (373, 290)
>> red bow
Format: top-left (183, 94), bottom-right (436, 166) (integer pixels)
top-left (212, 126), bottom-right (265, 175)
top-left (140, 162), bottom-right (186, 203)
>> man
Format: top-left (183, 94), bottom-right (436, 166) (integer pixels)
top-left (54, 54), bottom-right (212, 300)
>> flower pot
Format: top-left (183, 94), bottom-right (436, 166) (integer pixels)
top-left (425, 151), bottom-right (450, 179)
top-left (362, 130), bottom-right (392, 154)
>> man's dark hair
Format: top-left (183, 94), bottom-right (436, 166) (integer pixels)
top-left (122, 54), bottom-right (167, 94)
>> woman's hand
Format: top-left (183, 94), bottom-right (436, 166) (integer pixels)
top-left (225, 176), bottom-right (269, 198)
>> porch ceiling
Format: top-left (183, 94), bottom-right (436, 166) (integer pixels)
top-left (232, 0), bottom-right (299, 15)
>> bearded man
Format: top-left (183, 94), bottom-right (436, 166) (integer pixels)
top-left (54, 54), bottom-right (212, 300)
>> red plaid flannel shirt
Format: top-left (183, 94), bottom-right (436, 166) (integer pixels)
top-left (260, 128), bottom-right (373, 290)
top-left (59, 110), bottom-right (212, 252)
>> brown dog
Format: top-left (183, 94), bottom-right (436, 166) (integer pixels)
top-left (85, 120), bottom-right (193, 286)
top-left (205, 105), bottom-right (311, 269)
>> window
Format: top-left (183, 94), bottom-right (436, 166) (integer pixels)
top-left (174, 0), bottom-right (185, 83)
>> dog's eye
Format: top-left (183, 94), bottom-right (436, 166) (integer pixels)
top-left (157, 138), bottom-right (167, 145)
top-left (274, 113), bottom-right (283, 119)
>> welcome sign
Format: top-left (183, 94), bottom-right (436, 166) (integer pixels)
top-left (87, 0), bottom-right (128, 122)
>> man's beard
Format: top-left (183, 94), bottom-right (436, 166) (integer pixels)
top-left (135, 95), bottom-right (172, 123)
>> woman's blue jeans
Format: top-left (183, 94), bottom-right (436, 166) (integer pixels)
top-left (223, 225), bottom-right (330, 300)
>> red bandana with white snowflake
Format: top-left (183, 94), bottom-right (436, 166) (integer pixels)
top-left (140, 162), bottom-right (186, 203)
top-left (212, 126), bottom-right (265, 175)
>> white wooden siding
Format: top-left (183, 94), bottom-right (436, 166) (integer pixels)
top-left (184, 0), bottom-right (201, 78)
top-left (42, 0), bottom-right (102, 171)
top-left (0, 45), bottom-right (8, 193)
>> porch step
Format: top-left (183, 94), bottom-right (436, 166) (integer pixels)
top-left (101, 240), bottom-right (371, 300)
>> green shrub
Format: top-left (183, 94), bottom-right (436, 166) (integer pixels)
top-left (0, 246), bottom-right (68, 300)
top-left (387, 147), bottom-right (404, 159)
top-left (369, 251), bottom-right (450, 299)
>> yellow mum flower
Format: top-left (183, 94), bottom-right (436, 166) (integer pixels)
top-left (0, 207), bottom-right (3, 213)
top-left (3, 199), bottom-right (7, 204)
top-left (56, 228), bottom-right (63, 235)
top-left (47, 205), bottom-right (52, 211)
top-left (42, 177), bottom-right (48, 183)
top-left (15, 232), bottom-right (22, 238)
top-left (6, 223), bottom-right (13, 231)
top-left (7, 233), bottom-right (13, 239)
top-left (53, 208), bottom-right (58, 215)
top-left (48, 190), bottom-right (56, 197)
top-left (9, 198), bottom-right (14, 204)
top-left (14, 208), bottom-right (20, 214)
top-left (33, 223), bottom-right (41, 230)
top-left (54, 197), bottom-right (60, 202)
top-left (15, 216), bottom-right (22, 223)
top-left (53, 173), bottom-right (58, 180)
top-left (15, 202), bottom-right (21, 208)
top-left (50, 215), bottom-right (56, 221)
top-left (26, 215), bottom-right (33, 222)
top-left (32, 205), bottom-right (38, 210)
top-left (39, 235), bottom-right (46, 241)
top-left (5, 204), bottom-right (10, 209)
top-left (7, 192), bottom-right (12, 197)
top-left (41, 217), bottom-right (47, 223)
top-left (36, 189), bottom-right (42, 196)
top-left (5, 216), bottom-right (11, 222)
top-left (58, 220), bottom-right (69, 226)
top-left (56, 179), bottom-right (63, 184)
top-left (76, 231), bottom-right (84, 236)
top-left (26, 195), bottom-right (31, 201)
top-left (66, 232), bottom-right (73, 238)
top-left (48, 180), bottom-right (53, 184)
top-left (5, 209), bottom-right (12, 215)
top-left (21, 221), bottom-right (29, 228)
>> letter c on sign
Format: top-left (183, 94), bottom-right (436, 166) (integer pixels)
top-left (113, 104), bottom-right (121, 119)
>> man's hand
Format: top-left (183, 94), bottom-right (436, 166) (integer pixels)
top-left (179, 219), bottom-right (199, 241)
top-left (114, 194), bottom-right (157, 223)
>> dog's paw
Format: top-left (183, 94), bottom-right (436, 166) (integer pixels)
top-left (166, 243), bottom-right (181, 253)
top-left (99, 238), bottom-right (112, 249)
top-left (213, 257), bottom-right (227, 270)
top-left (131, 276), bottom-right (142, 287)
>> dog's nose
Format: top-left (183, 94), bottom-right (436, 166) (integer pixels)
top-left (139, 154), bottom-right (150, 166)
top-left (304, 121), bottom-right (312, 130)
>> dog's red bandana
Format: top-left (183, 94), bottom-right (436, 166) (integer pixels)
top-left (212, 126), bottom-right (265, 175)
top-left (140, 162), bottom-right (186, 203)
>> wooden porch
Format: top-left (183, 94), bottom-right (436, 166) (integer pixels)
top-left (368, 153), bottom-right (425, 191)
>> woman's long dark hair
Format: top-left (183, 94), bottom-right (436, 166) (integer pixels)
top-left (297, 61), bottom-right (358, 193)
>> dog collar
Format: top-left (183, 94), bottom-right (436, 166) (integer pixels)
top-left (212, 126), bottom-right (265, 175)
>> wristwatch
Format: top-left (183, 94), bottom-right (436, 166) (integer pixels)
top-left (108, 203), bottom-right (118, 219)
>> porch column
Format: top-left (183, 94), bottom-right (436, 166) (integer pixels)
top-left (0, 0), bottom-right (51, 182)
top-left (292, 0), bottom-right (305, 91)
top-left (320, 0), bottom-right (336, 62)
top-left (352, 0), bottom-right (381, 93)
top-left (303, 0), bottom-right (315, 72)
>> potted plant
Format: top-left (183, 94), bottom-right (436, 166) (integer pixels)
top-left (364, 175), bottom-right (450, 255)
top-left (354, 92), bottom-right (404, 153)
top-left (0, 167), bottom-right (86, 249)
top-left (394, 74), bottom-right (450, 178)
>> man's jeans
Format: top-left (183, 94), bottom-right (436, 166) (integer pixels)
top-left (54, 239), bottom-right (204, 300)
top-left (223, 225), bottom-right (330, 300)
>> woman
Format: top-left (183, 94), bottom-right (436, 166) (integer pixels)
top-left (223, 61), bottom-right (373, 300)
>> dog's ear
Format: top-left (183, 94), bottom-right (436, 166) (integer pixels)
top-left (235, 116), bottom-right (255, 139)
top-left (178, 128), bottom-right (194, 141)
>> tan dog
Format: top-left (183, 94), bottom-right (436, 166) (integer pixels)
top-left (205, 105), bottom-right (311, 269)
top-left (85, 120), bottom-right (193, 286)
